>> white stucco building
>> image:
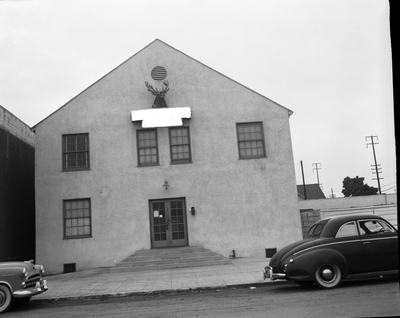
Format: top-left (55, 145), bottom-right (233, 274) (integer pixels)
top-left (33, 39), bottom-right (302, 274)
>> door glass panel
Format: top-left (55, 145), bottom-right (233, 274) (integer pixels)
top-left (153, 202), bottom-right (167, 241)
top-left (170, 200), bottom-right (185, 240)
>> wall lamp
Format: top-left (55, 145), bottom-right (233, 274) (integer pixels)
top-left (190, 207), bottom-right (196, 215)
top-left (163, 180), bottom-right (169, 190)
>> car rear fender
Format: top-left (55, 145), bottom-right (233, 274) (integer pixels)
top-left (286, 248), bottom-right (348, 280)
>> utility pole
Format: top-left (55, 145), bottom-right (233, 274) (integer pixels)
top-left (312, 163), bottom-right (322, 188)
top-left (365, 135), bottom-right (383, 194)
top-left (300, 160), bottom-right (307, 200)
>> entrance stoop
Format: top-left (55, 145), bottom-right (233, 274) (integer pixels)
top-left (109, 246), bottom-right (232, 273)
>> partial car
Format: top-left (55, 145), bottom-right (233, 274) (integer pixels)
top-left (263, 214), bottom-right (398, 289)
top-left (0, 260), bottom-right (48, 313)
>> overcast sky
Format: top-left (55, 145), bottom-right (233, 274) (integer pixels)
top-left (0, 0), bottom-right (395, 198)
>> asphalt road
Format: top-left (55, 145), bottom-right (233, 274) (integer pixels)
top-left (3, 277), bottom-right (399, 318)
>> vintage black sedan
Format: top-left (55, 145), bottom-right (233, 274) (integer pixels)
top-left (263, 214), bottom-right (398, 289)
top-left (0, 260), bottom-right (48, 313)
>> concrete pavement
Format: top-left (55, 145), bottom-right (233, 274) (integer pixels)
top-left (32, 258), bottom-right (283, 302)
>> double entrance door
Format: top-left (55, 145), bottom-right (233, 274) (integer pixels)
top-left (149, 198), bottom-right (188, 248)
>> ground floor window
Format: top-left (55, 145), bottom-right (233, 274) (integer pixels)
top-left (63, 198), bottom-right (92, 239)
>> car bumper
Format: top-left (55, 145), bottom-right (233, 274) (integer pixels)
top-left (13, 279), bottom-right (48, 298)
top-left (263, 266), bottom-right (287, 280)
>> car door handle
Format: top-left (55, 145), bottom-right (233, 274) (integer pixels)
top-left (362, 241), bottom-right (370, 244)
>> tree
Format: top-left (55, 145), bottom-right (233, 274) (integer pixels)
top-left (342, 176), bottom-right (378, 197)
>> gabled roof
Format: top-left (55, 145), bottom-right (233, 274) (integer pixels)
top-left (297, 184), bottom-right (326, 200)
top-left (32, 39), bottom-right (293, 130)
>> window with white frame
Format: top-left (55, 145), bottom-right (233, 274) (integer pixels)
top-left (62, 133), bottom-right (90, 171)
top-left (169, 127), bottom-right (191, 164)
top-left (137, 129), bottom-right (159, 166)
top-left (236, 122), bottom-right (266, 159)
top-left (63, 198), bottom-right (92, 239)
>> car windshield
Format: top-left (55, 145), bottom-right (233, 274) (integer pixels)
top-left (358, 219), bottom-right (397, 235)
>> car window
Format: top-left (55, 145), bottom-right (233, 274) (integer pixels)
top-left (306, 223), bottom-right (323, 238)
top-left (379, 220), bottom-right (397, 232)
top-left (358, 219), bottom-right (397, 235)
top-left (336, 221), bottom-right (358, 238)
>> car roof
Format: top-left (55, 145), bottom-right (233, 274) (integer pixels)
top-left (323, 213), bottom-right (381, 222)
top-left (317, 214), bottom-right (385, 237)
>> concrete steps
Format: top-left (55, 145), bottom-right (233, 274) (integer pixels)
top-left (109, 246), bottom-right (232, 273)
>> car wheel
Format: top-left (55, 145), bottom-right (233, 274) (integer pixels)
top-left (0, 284), bottom-right (14, 313)
top-left (314, 264), bottom-right (342, 289)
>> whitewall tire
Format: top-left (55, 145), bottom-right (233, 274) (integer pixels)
top-left (0, 284), bottom-right (13, 313)
top-left (314, 264), bottom-right (342, 289)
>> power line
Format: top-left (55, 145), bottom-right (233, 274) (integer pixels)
top-left (381, 186), bottom-right (397, 192)
top-left (381, 181), bottom-right (397, 188)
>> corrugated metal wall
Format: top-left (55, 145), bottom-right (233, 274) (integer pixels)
top-left (0, 127), bottom-right (35, 261)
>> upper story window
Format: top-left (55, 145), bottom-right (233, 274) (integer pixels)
top-left (236, 122), bottom-right (266, 159)
top-left (169, 127), bottom-right (192, 164)
top-left (137, 129), bottom-right (159, 166)
top-left (63, 198), bottom-right (92, 239)
top-left (62, 133), bottom-right (90, 171)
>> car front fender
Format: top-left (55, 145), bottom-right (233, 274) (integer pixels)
top-left (285, 248), bottom-right (348, 281)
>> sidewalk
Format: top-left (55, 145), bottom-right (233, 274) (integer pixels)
top-left (32, 258), bottom-right (283, 302)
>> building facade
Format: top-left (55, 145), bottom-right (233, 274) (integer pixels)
top-left (0, 106), bottom-right (35, 261)
top-left (33, 40), bottom-right (302, 274)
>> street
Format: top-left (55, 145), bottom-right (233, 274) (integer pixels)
top-left (2, 277), bottom-right (399, 317)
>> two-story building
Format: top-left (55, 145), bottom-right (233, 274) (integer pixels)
top-left (33, 39), bottom-right (302, 274)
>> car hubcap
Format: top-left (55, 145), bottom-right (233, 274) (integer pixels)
top-left (0, 291), bottom-right (5, 306)
top-left (321, 267), bottom-right (334, 281)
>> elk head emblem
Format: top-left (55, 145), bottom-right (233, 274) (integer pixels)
top-left (145, 80), bottom-right (170, 108)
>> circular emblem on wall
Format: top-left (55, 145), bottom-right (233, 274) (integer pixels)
top-left (151, 66), bottom-right (167, 81)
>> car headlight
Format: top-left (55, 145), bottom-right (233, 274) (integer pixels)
top-left (34, 265), bottom-right (45, 273)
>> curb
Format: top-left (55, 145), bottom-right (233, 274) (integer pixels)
top-left (30, 280), bottom-right (292, 304)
